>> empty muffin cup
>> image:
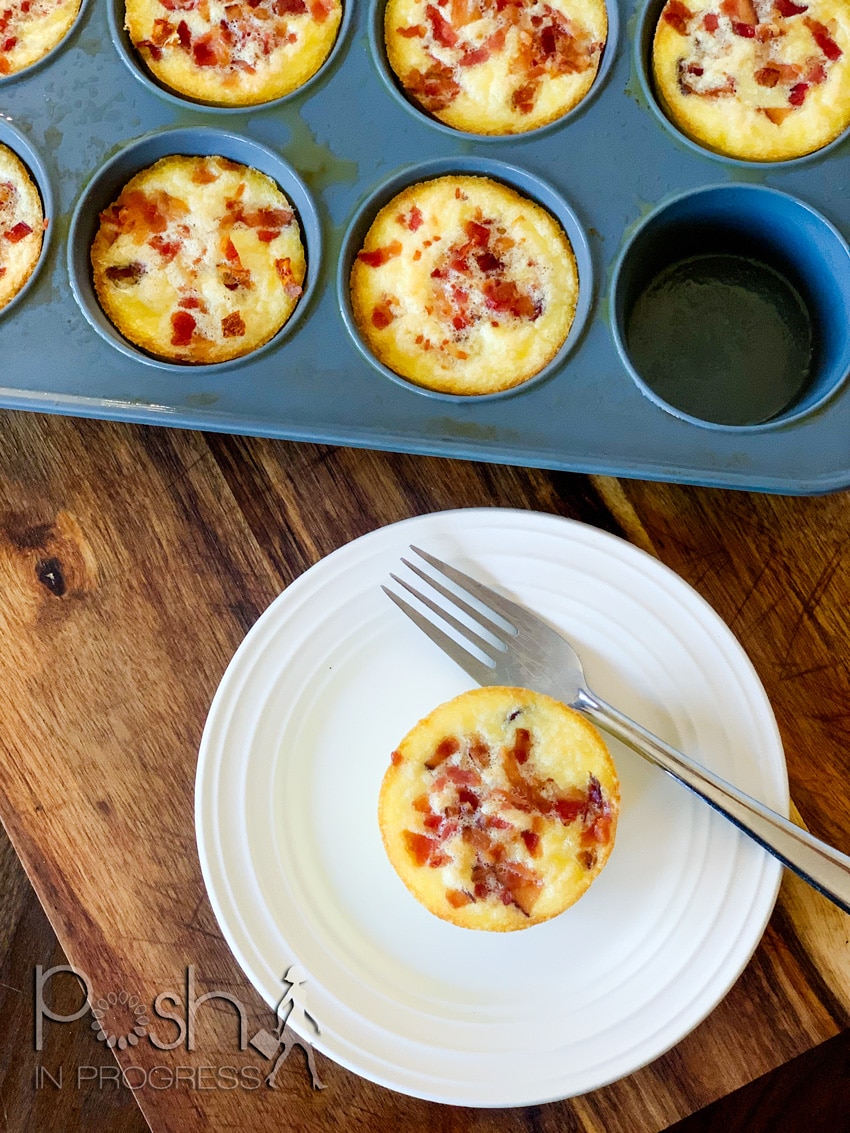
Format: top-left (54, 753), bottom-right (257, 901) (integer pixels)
top-left (610, 185), bottom-right (850, 429)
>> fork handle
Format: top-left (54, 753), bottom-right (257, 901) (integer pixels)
top-left (575, 687), bottom-right (850, 917)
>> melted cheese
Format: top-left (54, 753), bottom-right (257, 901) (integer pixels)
top-left (91, 154), bottom-right (306, 364)
top-left (350, 175), bottom-right (578, 395)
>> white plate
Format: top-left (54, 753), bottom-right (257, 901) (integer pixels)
top-left (195, 508), bottom-right (786, 1107)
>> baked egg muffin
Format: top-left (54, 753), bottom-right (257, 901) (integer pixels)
top-left (349, 174), bottom-right (578, 395)
top-left (379, 687), bottom-right (620, 931)
top-left (0, 143), bottom-right (45, 311)
top-left (0, 0), bottom-right (81, 76)
top-left (652, 0), bottom-right (850, 160)
top-left (91, 154), bottom-right (306, 365)
top-left (126, 0), bottom-right (342, 106)
top-left (385, 0), bottom-right (607, 134)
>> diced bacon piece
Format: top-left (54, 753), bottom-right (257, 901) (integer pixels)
top-left (0, 266), bottom-right (5, 277)
top-left (806, 59), bottom-right (827, 83)
top-left (104, 262), bottom-right (145, 283)
top-left (485, 814), bottom-right (512, 830)
top-left (397, 22), bottom-right (425, 36)
top-left (423, 812), bottom-right (442, 830)
top-left (274, 257), bottom-right (303, 298)
top-left (308, 0), bottom-right (334, 21)
top-left (511, 81), bottom-right (539, 113)
top-left (403, 830), bottom-right (439, 866)
top-left (178, 294), bottom-right (206, 310)
top-left (481, 278), bottom-right (540, 320)
top-left (357, 239), bottom-right (403, 268)
top-left (553, 795), bottom-right (584, 824)
top-left (804, 16), bottom-right (842, 60)
top-left (445, 765), bottom-right (481, 787)
top-left (446, 889), bottom-right (473, 908)
top-left (243, 206), bottom-right (293, 228)
top-left (177, 18), bottom-right (191, 46)
top-left (158, 0), bottom-right (196, 11)
top-left (457, 787), bottom-right (479, 812)
top-left (484, 26), bottom-right (506, 52)
top-left (399, 204), bottom-right (423, 231)
top-left (0, 56), bottom-right (8, 74)
top-left (721, 0), bottom-right (756, 23)
top-left (138, 40), bottom-right (163, 60)
top-left (191, 164), bottom-right (218, 186)
top-left (257, 230), bottom-right (281, 243)
top-left (732, 20), bottom-right (755, 35)
top-left (579, 848), bottom-right (597, 870)
top-left (275, 0), bottom-right (306, 11)
top-left (460, 43), bottom-right (490, 66)
top-left (412, 793), bottom-right (431, 812)
top-left (464, 219), bottom-right (490, 246)
top-left (788, 80), bottom-right (809, 104)
top-left (404, 61), bottom-right (461, 111)
top-left (150, 17), bottom-right (174, 44)
top-left (426, 2), bottom-right (458, 46)
top-left (512, 728), bottom-right (532, 765)
top-left (662, 0), bottom-right (692, 33)
top-left (775, 0), bottom-right (806, 14)
top-left (221, 311), bottom-right (246, 338)
top-left (148, 234), bottom-right (182, 260)
top-left (4, 221), bottom-right (32, 243)
top-left (425, 735), bottom-right (459, 770)
top-left (521, 829), bottom-right (541, 857)
top-left (192, 30), bottom-right (229, 66)
top-left (754, 64), bottom-right (781, 86)
top-left (170, 309), bottom-right (196, 346)
top-left (219, 264), bottom-right (252, 290)
top-left (371, 299), bottom-right (395, 329)
top-left (391, 749), bottom-right (403, 766)
top-left (762, 105), bottom-right (794, 123)
top-left (468, 736), bottom-right (490, 767)
top-left (703, 11), bottom-right (718, 30)
top-left (450, 0), bottom-right (479, 25)
top-left (223, 237), bottom-right (241, 263)
top-left (498, 861), bottom-right (542, 916)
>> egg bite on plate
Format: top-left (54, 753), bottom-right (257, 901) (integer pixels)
top-left (349, 173), bottom-right (579, 396)
top-left (126, 0), bottom-right (342, 106)
top-left (91, 154), bottom-right (306, 364)
top-left (652, 0), bottom-right (850, 161)
top-left (379, 686), bottom-right (620, 931)
top-left (385, 0), bottom-right (607, 134)
top-left (0, 143), bottom-right (45, 312)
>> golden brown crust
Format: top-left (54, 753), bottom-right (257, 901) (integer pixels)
top-left (125, 0), bottom-right (342, 106)
top-left (91, 154), bottom-right (306, 365)
top-left (379, 686), bottom-right (620, 931)
top-left (652, 0), bottom-right (850, 161)
top-left (0, 144), bottom-right (45, 312)
top-left (385, 0), bottom-right (607, 134)
top-left (349, 174), bottom-right (578, 396)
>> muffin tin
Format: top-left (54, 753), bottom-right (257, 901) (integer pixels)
top-left (2, 0), bottom-right (850, 491)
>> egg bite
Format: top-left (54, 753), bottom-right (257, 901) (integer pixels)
top-left (91, 154), bottom-right (306, 365)
top-left (652, 0), bottom-right (850, 161)
top-left (0, 143), bottom-right (45, 312)
top-left (349, 174), bottom-right (578, 395)
top-left (126, 0), bottom-right (342, 106)
top-left (385, 0), bottom-right (607, 134)
top-left (379, 686), bottom-right (620, 931)
top-left (0, 0), bottom-right (81, 76)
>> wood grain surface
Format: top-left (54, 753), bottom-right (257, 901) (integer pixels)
top-left (0, 409), bottom-right (848, 1132)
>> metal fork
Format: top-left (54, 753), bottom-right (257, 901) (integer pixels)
top-left (383, 545), bottom-right (850, 916)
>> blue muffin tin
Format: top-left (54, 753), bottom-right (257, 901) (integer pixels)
top-left (2, 0), bottom-right (850, 492)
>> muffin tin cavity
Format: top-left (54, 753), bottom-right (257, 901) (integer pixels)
top-left (369, 0), bottom-right (620, 140)
top-left (337, 156), bottom-right (594, 400)
top-left (67, 127), bottom-right (321, 371)
top-left (108, 0), bottom-right (353, 111)
top-left (610, 184), bottom-right (850, 429)
top-left (0, 120), bottom-right (53, 322)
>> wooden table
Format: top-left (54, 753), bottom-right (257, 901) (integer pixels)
top-left (0, 408), bottom-right (848, 1132)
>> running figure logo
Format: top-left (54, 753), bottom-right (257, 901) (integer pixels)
top-left (250, 964), bottom-right (325, 1090)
